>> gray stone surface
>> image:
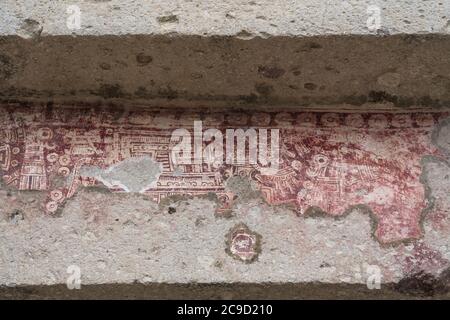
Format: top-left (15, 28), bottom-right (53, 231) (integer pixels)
top-left (0, 173), bottom-right (449, 298)
top-left (1, 0), bottom-right (449, 36)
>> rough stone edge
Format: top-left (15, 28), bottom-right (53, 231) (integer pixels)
top-left (1, 34), bottom-right (450, 110)
top-left (0, 282), bottom-right (449, 300)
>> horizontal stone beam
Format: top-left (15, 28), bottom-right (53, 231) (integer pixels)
top-left (1, 35), bottom-right (450, 109)
top-left (2, 0), bottom-right (449, 36)
top-left (0, 1), bottom-right (449, 109)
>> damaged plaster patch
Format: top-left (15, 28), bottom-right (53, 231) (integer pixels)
top-left (432, 116), bottom-right (450, 158)
top-left (80, 156), bottom-right (162, 193)
top-left (225, 176), bottom-right (261, 201)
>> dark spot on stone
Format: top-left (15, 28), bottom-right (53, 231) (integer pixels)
top-left (368, 91), bottom-right (392, 103)
top-left (99, 62), bottom-right (111, 70)
top-left (257, 65), bottom-right (285, 79)
top-left (369, 91), bottom-right (417, 108)
top-left (240, 93), bottom-right (258, 104)
top-left (307, 42), bottom-right (322, 49)
top-left (195, 216), bottom-right (206, 227)
top-left (235, 30), bottom-right (254, 39)
top-left (136, 53), bottom-right (153, 66)
top-left (158, 86), bottom-right (178, 100)
top-left (340, 95), bottom-right (367, 106)
top-left (157, 15), bottom-right (179, 24)
top-left (9, 209), bottom-right (24, 224)
top-left (97, 84), bottom-right (124, 99)
top-left (296, 42), bottom-right (323, 52)
top-left (395, 271), bottom-right (447, 297)
top-left (135, 86), bottom-right (150, 98)
top-left (254, 82), bottom-right (274, 96)
top-left (291, 67), bottom-right (301, 76)
top-left (304, 83), bottom-right (317, 90)
top-left (376, 28), bottom-right (391, 36)
top-left (115, 218), bottom-right (119, 222)
top-left (402, 34), bottom-right (421, 44)
top-left (191, 72), bottom-right (203, 79)
top-left (0, 54), bottom-right (15, 80)
top-left (417, 95), bottom-right (433, 106)
top-left (168, 206), bottom-right (176, 214)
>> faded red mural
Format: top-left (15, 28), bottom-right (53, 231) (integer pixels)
top-left (0, 104), bottom-right (447, 244)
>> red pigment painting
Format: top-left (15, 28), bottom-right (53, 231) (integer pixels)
top-left (0, 104), bottom-right (447, 244)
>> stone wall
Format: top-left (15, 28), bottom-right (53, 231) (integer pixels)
top-left (0, 1), bottom-right (449, 299)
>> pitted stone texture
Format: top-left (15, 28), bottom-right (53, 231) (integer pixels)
top-left (0, 189), bottom-right (399, 285)
top-left (1, 0), bottom-right (449, 37)
top-left (0, 186), bottom-right (448, 292)
top-left (422, 158), bottom-right (450, 264)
